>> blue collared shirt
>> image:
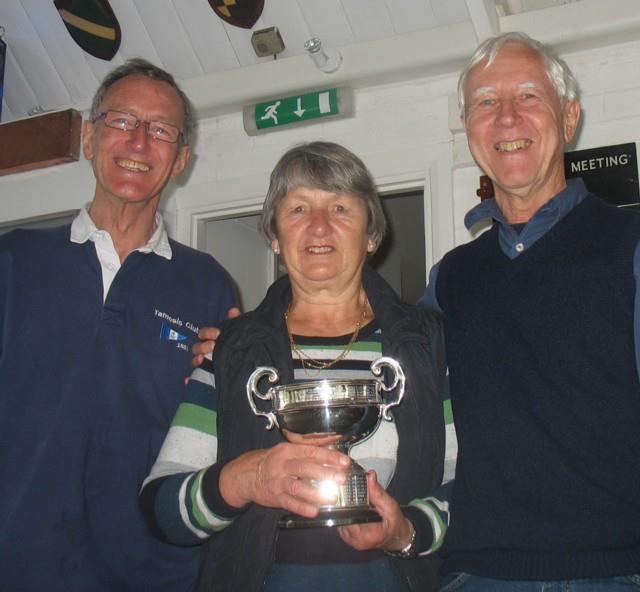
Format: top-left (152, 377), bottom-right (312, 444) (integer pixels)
top-left (418, 177), bottom-right (640, 377)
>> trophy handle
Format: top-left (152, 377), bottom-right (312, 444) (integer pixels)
top-left (371, 357), bottom-right (406, 421)
top-left (246, 366), bottom-right (280, 430)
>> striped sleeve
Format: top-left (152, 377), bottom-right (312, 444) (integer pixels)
top-left (404, 375), bottom-right (456, 555)
top-left (139, 366), bottom-right (239, 546)
top-left (407, 481), bottom-right (452, 555)
top-left (442, 373), bottom-right (458, 485)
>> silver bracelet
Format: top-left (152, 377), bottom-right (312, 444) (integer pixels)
top-left (384, 525), bottom-right (417, 559)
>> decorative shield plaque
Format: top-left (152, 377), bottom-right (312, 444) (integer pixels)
top-left (209, 0), bottom-right (264, 29)
top-left (55, 0), bottom-right (121, 61)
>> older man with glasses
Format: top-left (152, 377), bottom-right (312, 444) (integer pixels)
top-left (0, 59), bottom-right (237, 591)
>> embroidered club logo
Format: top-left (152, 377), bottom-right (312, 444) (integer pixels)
top-left (160, 322), bottom-right (188, 343)
top-left (209, 0), bottom-right (264, 29)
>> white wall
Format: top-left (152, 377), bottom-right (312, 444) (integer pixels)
top-left (1, 30), bottom-right (639, 272)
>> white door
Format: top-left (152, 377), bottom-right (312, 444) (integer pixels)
top-left (202, 214), bottom-right (274, 312)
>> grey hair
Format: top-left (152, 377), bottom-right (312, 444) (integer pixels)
top-left (458, 32), bottom-right (579, 118)
top-left (90, 58), bottom-right (195, 146)
top-left (259, 141), bottom-right (387, 249)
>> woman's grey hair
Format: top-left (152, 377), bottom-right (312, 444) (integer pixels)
top-left (90, 58), bottom-right (195, 146)
top-left (457, 32), bottom-right (579, 119)
top-left (259, 141), bottom-right (387, 249)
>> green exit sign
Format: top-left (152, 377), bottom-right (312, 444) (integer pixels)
top-left (243, 88), bottom-right (352, 136)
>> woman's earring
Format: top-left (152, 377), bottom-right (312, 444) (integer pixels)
top-left (272, 241), bottom-right (280, 254)
top-left (367, 241), bottom-right (375, 253)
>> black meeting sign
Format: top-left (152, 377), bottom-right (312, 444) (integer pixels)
top-left (565, 142), bottom-right (639, 208)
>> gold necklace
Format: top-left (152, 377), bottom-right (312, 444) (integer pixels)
top-left (284, 297), bottom-right (369, 371)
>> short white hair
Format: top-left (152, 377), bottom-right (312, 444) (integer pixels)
top-left (458, 32), bottom-right (579, 119)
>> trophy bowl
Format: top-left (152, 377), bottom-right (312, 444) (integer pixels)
top-left (246, 357), bottom-right (405, 529)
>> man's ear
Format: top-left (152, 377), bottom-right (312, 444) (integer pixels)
top-left (563, 100), bottom-right (581, 143)
top-left (82, 120), bottom-right (95, 160)
top-left (170, 144), bottom-right (191, 179)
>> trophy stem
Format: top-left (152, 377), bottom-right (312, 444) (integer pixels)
top-left (330, 442), bottom-right (351, 454)
top-left (278, 459), bottom-right (382, 529)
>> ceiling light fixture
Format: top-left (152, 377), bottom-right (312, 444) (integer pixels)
top-left (304, 37), bottom-right (342, 74)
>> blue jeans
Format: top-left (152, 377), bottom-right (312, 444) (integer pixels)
top-left (439, 573), bottom-right (640, 592)
top-left (263, 558), bottom-right (408, 592)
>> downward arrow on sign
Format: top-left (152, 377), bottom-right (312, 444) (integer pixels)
top-left (294, 97), bottom-right (305, 117)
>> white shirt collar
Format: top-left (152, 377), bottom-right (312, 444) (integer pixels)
top-left (70, 204), bottom-right (172, 260)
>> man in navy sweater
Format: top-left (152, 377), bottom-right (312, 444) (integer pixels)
top-left (0, 59), bottom-right (236, 591)
top-left (419, 32), bottom-right (640, 590)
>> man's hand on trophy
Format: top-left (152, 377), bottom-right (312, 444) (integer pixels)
top-left (338, 471), bottom-right (415, 554)
top-left (218, 443), bottom-right (351, 517)
top-left (191, 307), bottom-right (241, 367)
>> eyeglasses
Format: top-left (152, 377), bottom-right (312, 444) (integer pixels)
top-left (92, 110), bottom-right (183, 144)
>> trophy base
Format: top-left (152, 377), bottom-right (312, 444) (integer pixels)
top-left (278, 506), bottom-right (382, 529)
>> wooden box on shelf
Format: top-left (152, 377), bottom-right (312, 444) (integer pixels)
top-left (0, 108), bottom-right (82, 176)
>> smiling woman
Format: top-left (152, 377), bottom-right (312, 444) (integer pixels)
top-left (140, 141), bottom-right (448, 592)
top-left (272, 187), bottom-right (371, 307)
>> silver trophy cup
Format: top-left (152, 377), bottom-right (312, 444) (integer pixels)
top-left (246, 356), bottom-right (405, 528)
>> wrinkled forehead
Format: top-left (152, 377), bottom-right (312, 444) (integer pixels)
top-left (468, 44), bottom-right (546, 83)
top-left (465, 52), bottom-right (556, 103)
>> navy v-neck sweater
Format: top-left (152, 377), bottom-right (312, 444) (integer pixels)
top-left (437, 194), bottom-right (640, 579)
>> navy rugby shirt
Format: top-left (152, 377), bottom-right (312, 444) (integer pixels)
top-left (419, 177), bottom-right (640, 377)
